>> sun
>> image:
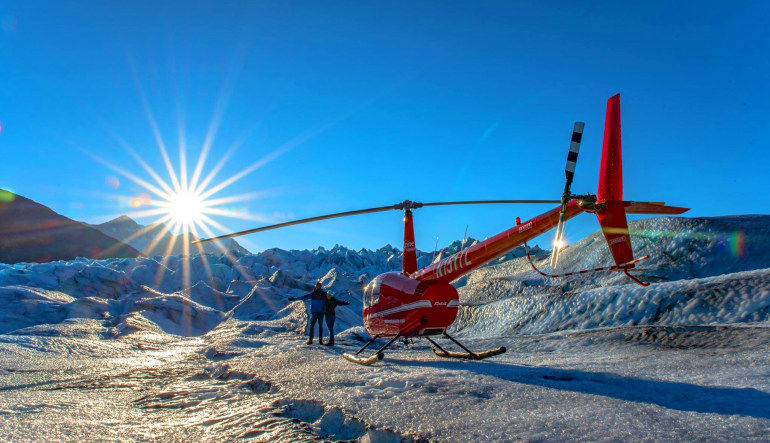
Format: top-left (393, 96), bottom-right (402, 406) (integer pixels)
top-left (87, 66), bottom-right (304, 291)
top-left (83, 64), bottom-right (308, 294)
top-left (164, 189), bottom-right (204, 225)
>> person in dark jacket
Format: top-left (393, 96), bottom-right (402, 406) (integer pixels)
top-left (323, 292), bottom-right (349, 346)
top-left (289, 282), bottom-right (327, 345)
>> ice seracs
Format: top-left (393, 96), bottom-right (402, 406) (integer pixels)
top-left (0, 215), bottom-right (768, 338)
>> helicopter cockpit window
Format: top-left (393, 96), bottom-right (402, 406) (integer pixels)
top-left (365, 277), bottom-right (381, 307)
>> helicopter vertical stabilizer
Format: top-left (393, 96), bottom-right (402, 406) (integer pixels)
top-left (595, 94), bottom-right (634, 266)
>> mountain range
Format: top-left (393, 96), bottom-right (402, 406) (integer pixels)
top-left (0, 189), bottom-right (140, 263)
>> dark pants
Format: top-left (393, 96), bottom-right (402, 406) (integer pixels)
top-left (325, 314), bottom-right (336, 343)
top-left (308, 312), bottom-right (324, 340)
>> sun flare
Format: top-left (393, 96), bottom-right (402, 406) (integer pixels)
top-left (87, 68), bottom-right (302, 293)
top-left (164, 189), bottom-right (204, 225)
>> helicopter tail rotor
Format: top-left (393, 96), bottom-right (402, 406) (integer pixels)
top-left (550, 121), bottom-right (584, 268)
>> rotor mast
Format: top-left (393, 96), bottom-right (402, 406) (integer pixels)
top-left (402, 208), bottom-right (418, 275)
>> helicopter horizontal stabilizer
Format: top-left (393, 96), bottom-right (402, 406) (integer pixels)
top-left (622, 201), bottom-right (689, 214)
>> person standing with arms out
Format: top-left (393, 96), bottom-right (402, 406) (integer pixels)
top-left (289, 282), bottom-right (327, 345)
top-left (323, 292), bottom-right (349, 346)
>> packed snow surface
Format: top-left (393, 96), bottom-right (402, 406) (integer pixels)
top-left (1, 215), bottom-right (769, 440)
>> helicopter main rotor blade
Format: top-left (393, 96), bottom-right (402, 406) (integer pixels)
top-left (193, 204), bottom-right (401, 243)
top-left (421, 199), bottom-right (560, 207)
top-left (194, 199), bottom-right (562, 244)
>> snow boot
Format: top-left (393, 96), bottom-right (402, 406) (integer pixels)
top-left (324, 341), bottom-right (334, 346)
top-left (306, 338), bottom-right (313, 345)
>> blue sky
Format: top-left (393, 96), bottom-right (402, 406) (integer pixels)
top-left (1, 1), bottom-right (768, 253)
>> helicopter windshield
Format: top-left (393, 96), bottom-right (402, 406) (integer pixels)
top-left (364, 277), bottom-right (381, 308)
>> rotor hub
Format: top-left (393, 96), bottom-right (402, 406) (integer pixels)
top-left (572, 193), bottom-right (599, 213)
top-left (395, 200), bottom-right (424, 210)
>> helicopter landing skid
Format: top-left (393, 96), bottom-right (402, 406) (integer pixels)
top-left (342, 352), bottom-right (383, 365)
top-left (342, 334), bottom-right (400, 366)
top-left (427, 333), bottom-right (506, 360)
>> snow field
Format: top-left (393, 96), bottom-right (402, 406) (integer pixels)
top-left (1, 215), bottom-right (769, 440)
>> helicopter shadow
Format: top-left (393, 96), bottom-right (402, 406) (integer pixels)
top-left (387, 358), bottom-right (770, 420)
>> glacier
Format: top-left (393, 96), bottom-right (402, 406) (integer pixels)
top-left (1, 215), bottom-right (769, 441)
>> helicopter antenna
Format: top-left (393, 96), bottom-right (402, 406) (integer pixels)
top-left (460, 224), bottom-right (469, 250)
top-left (431, 237), bottom-right (440, 263)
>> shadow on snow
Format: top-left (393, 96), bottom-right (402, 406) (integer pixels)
top-left (388, 358), bottom-right (770, 420)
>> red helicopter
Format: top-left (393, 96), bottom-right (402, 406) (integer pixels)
top-left (197, 94), bottom-right (688, 365)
